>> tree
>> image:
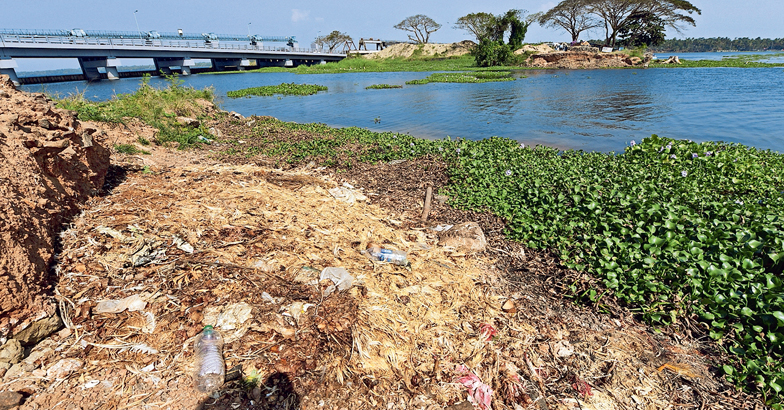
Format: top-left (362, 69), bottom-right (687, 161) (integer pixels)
top-left (617, 11), bottom-right (665, 47)
top-left (537, 0), bottom-right (601, 42)
top-left (582, 0), bottom-right (700, 47)
top-left (501, 9), bottom-right (531, 49)
top-left (314, 31), bottom-right (352, 52)
top-left (470, 9), bottom-right (532, 66)
top-left (453, 12), bottom-right (497, 42)
top-left (394, 15), bottom-right (441, 44)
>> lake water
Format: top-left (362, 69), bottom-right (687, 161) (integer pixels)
top-left (24, 65), bottom-right (784, 153)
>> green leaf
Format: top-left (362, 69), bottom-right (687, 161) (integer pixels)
top-left (722, 365), bottom-right (734, 375)
top-left (748, 240), bottom-right (763, 249)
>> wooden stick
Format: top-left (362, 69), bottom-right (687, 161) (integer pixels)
top-left (421, 185), bottom-right (433, 221)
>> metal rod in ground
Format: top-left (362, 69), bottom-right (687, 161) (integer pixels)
top-left (421, 185), bottom-right (433, 221)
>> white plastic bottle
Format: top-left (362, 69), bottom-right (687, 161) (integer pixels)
top-left (367, 243), bottom-right (409, 266)
top-left (194, 325), bottom-right (225, 393)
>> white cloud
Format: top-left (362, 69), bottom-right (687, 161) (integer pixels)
top-left (315, 17), bottom-right (324, 22)
top-left (291, 9), bottom-right (310, 23)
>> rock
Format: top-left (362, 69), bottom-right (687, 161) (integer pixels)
top-left (438, 222), bottom-right (487, 253)
top-left (32, 368), bottom-right (46, 378)
top-left (175, 116), bottom-right (200, 127)
top-left (203, 302), bottom-right (254, 331)
top-left (663, 55), bottom-right (681, 65)
top-left (0, 362), bottom-right (10, 378)
top-left (229, 111), bottom-right (244, 120)
top-left (12, 314), bottom-right (62, 346)
top-left (433, 194), bottom-right (449, 205)
top-left (3, 363), bottom-right (26, 380)
top-left (502, 299), bottom-right (517, 314)
top-left (46, 358), bottom-right (83, 379)
top-left (37, 118), bottom-right (53, 130)
top-left (0, 340), bottom-right (23, 364)
top-left (208, 127), bottom-right (222, 138)
top-left (0, 391), bottom-right (23, 410)
top-left (0, 91), bottom-right (10, 99)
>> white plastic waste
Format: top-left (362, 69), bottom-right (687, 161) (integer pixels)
top-left (94, 294), bottom-right (147, 314)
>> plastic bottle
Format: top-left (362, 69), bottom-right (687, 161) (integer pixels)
top-left (366, 243), bottom-right (409, 266)
top-left (194, 325), bottom-right (225, 393)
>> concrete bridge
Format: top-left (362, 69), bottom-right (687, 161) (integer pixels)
top-left (0, 29), bottom-right (346, 85)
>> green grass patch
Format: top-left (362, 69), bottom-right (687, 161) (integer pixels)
top-left (114, 144), bottom-right (150, 155)
top-left (218, 117), bottom-right (784, 406)
top-left (406, 71), bottom-right (516, 85)
top-left (55, 74), bottom-right (214, 149)
top-left (365, 84), bottom-right (403, 90)
top-left (227, 83), bottom-right (328, 98)
top-left (651, 53), bottom-right (784, 68)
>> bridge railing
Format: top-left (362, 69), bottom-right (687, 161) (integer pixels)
top-left (0, 34), bottom-right (345, 55)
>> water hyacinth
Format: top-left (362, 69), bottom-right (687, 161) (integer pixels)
top-left (705, 151), bottom-right (713, 156)
top-left (630, 140), bottom-right (636, 147)
top-left (519, 143), bottom-right (525, 149)
top-left (735, 200), bottom-right (744, 205)
top-left (692, 153), bottom-right (699, 158)
top-left (438, 147), bottom-right (443, 152)
top-left (456, 148), bottom-right (461, 154)
top-left (666, 144), bottom-right (672, 150)
top-left (505, 169), bottom-right (512, 176)
top-left (681, 170), bottom-right (688, 177)
top-left (410, 142), bottom-right (415, 147)
top-left (671, 154), bottom-right (677, 159)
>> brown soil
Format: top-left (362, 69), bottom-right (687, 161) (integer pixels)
top-left (0, 75), bottom-right (110, 338)
top-left (365, 41), bottom-right (476, 60)
top-left (526, 52), bottom-right (643, 69)
top-left (0, 92), bottom-right (760, 410)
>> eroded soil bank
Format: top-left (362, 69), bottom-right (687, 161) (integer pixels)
top-left (0, 79), bottom-right (759, 410)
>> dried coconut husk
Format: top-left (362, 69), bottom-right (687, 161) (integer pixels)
top-left (22, 162), bottom-right (745, 410)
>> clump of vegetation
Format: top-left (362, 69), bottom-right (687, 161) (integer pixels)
top-left (114, 144), bottom-right (150, 155)
top-left (217, 115), bottom-right (784, 405)
top-left (365, 84), bottom-right (403, 89)
top-left (56, 74), bottom-right (214, 148)
top-left (406, 71), bottom-right (516, 85)
top-left (226, 83), bottom-right (328, 98)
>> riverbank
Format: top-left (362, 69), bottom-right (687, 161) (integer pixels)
top-left (2, 76), bottom-right (780, 409)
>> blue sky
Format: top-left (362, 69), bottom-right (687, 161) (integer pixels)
top-left (3, 0), bottom-right (783, 71)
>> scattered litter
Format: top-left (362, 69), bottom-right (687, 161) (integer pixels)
top-left (283, 301), bottom-right (316, 323)
top-left (194, 325), bottom-right (225, 394)
top-left (96, 226), bottom-right (125, 241)
top-left (128, 240), bottom-right (166, 267)
top-left (94, 294), bottom-right (147, 314)
top-left (553, 340), bottom-right (574, 357)
top-left (82, 380), bottom-right (101, 389)
top-left (657, 363), bottom-right (698, 378)
top-left (197, 135), bottom-right (213, 144)
top-left (173, 236), bottom-right (194, 253)
top-left (455, 365), bottom-right (493, 410)
top-left (319, 267), bottom-right (354, 297)
top-left (388, 159), bottom-right (406, 165)
top-left (328, 186), bottom-right (367, 204)
top-left (431, 224), bottom-right (453, 232)
top-left (261, 292), bottom-right (276, 304)
top-left (88, 341), bottom-right (158, 355)
top-left (141, 311), bottom-right (156, 334)
top-left (141, 363), bottom-right (155, 372)
top-left (203, 303), bottom-right (254, 331)
top-left (365, 243), bottom-right (409, 266)
top-left (437, 222), bottom-right (487, 253)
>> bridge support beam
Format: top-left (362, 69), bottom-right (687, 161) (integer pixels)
top-left (154, 58), bottom-right (196, 76)
top-left (0, 59), bottom-right (21, 86)
top-left (284, 59), bottom-right (294, 67)
top-left (78, 57), bottom-right (121, 81)
top-left (319, 59), bottom-right (327, 65)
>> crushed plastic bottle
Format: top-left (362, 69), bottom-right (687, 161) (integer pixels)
top-left (366, 243), bottom-right (409, 266)
top-left (194, 325), bottom-right (225, 393)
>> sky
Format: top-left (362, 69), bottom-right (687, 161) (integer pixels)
top-left (3, 0), bottom-right (784, 72)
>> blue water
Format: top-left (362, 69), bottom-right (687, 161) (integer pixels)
top-left (24, 66), bottom-right (784, 153)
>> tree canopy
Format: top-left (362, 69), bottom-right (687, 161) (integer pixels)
top-left (314, 31), bottom-right (352, 52)
top-left (540, 0), bottom-right (701, 47)
top-left (453, 12), bottom-right (497, 42)
top-left (394, 15), bottom-right (441, 44)
top-left (617, 11), bottom-right (665, 47)
top-left (537, 0), bottom-right (601, 42)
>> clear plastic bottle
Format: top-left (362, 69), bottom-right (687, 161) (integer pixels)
top-left (194, 325), bottom-right (225, 393)
top-left (366, 243), bottom-right (409, 266)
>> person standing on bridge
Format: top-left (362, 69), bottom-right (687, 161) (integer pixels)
top-left (359, 38), bottom-right (365, 50)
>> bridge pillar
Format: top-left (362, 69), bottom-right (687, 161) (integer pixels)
top-left (154, 58), bottom-right (195, 76)
top-left (78, 57), bottom-right (121, 81)
top-left (319, 59), bottom-right (327, 65)
top-left (0, 59), bottom-right (21, 86)
top-left (284, 59), bottom-right (294, 67)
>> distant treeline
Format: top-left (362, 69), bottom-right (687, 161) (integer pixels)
top-left (652, 37), bottom-right (784, 52)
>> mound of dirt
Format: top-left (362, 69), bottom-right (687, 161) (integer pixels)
top-left (526, 51), bottom-right (642, 69)
top-left (365, 40), bottom-right (476, 59)
top-left (0, 75), bottom-right (110, 340)
top-left (515, 43), bottom-right (554, 54)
